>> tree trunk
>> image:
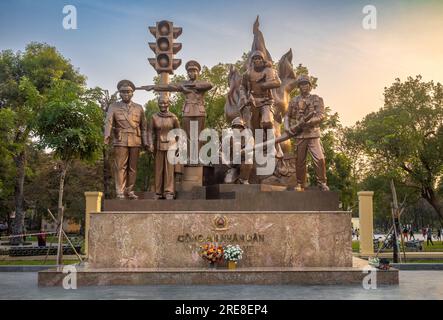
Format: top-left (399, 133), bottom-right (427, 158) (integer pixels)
top-left (56, 161), bottom-right (69, 265)
top-left (10, 150), bottom-right (26, 245)
top-left (103, 146), bottom-right (112, 199)
top-left (422, 187), bottom-right (443, 221)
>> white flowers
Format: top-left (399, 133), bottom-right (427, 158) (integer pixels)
top-left (223, 244), bottom-right (243, 261)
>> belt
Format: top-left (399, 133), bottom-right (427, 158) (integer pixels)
top-left (116, 128), bottom-right (137, 133)
top-left (251, 94), bottom-right (271, 99)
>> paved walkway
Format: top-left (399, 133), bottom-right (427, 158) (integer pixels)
top-left (0, 271), bottom-right (442, 300)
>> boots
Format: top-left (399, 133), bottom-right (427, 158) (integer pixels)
top-left (126, 191), bottom-right (138, 200)
top-left (237, 178), bottom-right (250, 185)
top-left (165, 193), bottom-right (175, 200)
top-left (153, 193), bottom-right (162, 200)
top-left (295, 183), bottom-right (305, 192)
top-left (318, 182), bottom-right (330, 191)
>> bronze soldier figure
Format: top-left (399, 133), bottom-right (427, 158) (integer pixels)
top-left (104, 80), bottom-right (149, 199)
top-left (284, 75), bottom-right (329, 191)
top-left (148, 94), bottom-right (180, 200)
top-left (138, 60), bottom-right (212, 157)
top-left (239, 50), bottom-right (281, 131)
top-left (238, 50), bottom-right (285, 164)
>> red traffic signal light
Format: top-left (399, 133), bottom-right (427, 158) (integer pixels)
top-left (148, 20), bottom-right (182, 74)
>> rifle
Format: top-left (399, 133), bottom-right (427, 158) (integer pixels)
top-left (135, 85), bottom-right (154, 91)
top-left (240, 111), bottom-right (316, 154)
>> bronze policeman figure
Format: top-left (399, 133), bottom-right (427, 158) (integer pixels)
top-left (104, 80), bottom-right (149, 199)
top-left (148, 94), bottom-right (180, 200)
top-left (284, 75), bottom-right (329, 191)
top-left (138, 60), bottom-right (212, 157)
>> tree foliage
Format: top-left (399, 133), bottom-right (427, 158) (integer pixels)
top-left (0, 42), bottom-right (86, 243)
top-left (346, 76), bottom-right (443, 222)
top-left (36, 79), bottom-right (103, 163)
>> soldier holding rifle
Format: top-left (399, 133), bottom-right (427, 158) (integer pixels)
top-left (284, 75), bottom-right (329, 192)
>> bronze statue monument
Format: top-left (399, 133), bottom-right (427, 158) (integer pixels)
top-left (148, 93), bottom-right (180, 199)
top-left (104, 80), bottom-right (148, 199)
top-left (284, 75), bottom-right (329, 191)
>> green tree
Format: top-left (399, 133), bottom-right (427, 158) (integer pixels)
top-left (346, 76), bottom-right (443, 221)
top-left (36, 78), bottom-right (103, 256)
top-left (0, 42), bottom-right (85, 243)
top-left (0, 108), bottom-right (16, 227)
top-left (87, 87), bottom-right (119, 199)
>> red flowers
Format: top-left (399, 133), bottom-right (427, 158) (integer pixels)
top-left (199, 243), bottom-right (224, 263)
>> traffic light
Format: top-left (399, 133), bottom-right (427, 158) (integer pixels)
top-left (148, 20), bottom-right (182, 74)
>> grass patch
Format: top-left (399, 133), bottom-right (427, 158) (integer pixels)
top-left (352, 241), bottom-right (360, 252)
top-left (400, 259), bottom-right (443, 263)
top-left (353, 240), bottom-right (443, 253)
top-left (423, 241), bottom-right (443, 251)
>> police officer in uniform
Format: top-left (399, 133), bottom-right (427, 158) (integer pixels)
top-left (138, 60), bottom-right (213, 159)
top-left (284, 75), bottom-right (329, 191)
top-left (104, 80), bottom-right (149, 199)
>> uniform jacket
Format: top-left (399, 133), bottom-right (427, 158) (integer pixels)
top-left (104, 101), bottom-right (148, 147)
top-left (153, 80), bottom-right (212, 117)
top-left (240, 67), bottom-right (281, 107)
top-left (149, 112), bottom-right (180, 151)
top-left (286, 94), bottom-right (325, 139)
top-left (181, 80), bottom-right (213, 117)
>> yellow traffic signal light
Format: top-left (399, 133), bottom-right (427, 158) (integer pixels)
top-left (148, 20), bottom-right (182, 74)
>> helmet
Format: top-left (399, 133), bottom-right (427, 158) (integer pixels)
top-left (296, 75), bottom-right (311, 86)
top-left (185, 60), bottom-right (201, 72)
top-left (117, 79), bottom-right (135, 91)
top-left (231, 117), bottom-right (245, 129)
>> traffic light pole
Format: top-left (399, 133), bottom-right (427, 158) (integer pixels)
top-left (159, 72), bottom-right (169, 86)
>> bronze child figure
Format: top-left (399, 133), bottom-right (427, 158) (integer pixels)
top-left (148, 93), bottom-right (180, 200)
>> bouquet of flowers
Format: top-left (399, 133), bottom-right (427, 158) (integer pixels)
top-left (199, 243), bottom-right (224, 263)
top-left (223, 244), bottom-right (243, 262)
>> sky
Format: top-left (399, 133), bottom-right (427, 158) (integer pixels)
top-left (1, 0), bottom-right (442, 126)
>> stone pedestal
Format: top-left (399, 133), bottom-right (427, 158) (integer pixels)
top-left (39, 186), bottom-right (398, 287)
top-left (87, 210), bottom-right (352, 269)
top-left (38, 257), bottom-right (399, 287)
top-left (179, 165), bottom-right (215, 191)
top-left (180, 165), bottom-right (203, 191)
